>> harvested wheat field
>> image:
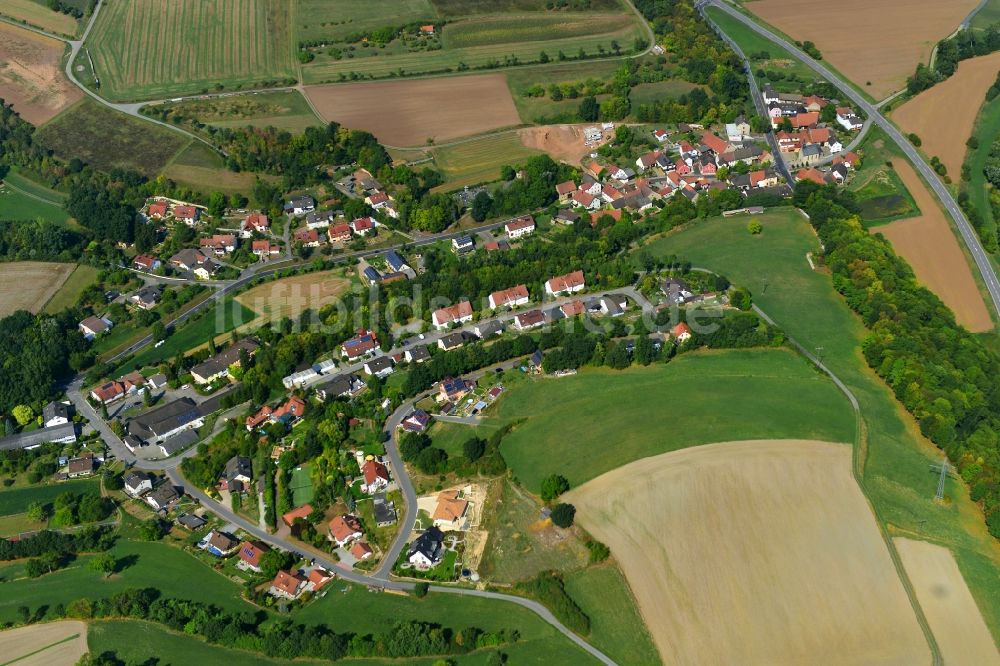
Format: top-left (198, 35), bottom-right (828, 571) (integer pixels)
top-left (0, 261), bottom-right (75, 316)
top-left (518, 124), bottom-right (607, 166)
top-left (565, 440), bottom-right (929, 666)
top-left (235, 271), bottom-right (352, 323)
top-left (895, 538), bottom-right (1000, 665)
top-left (749, 0), bottom-right (979, 99)
top-left (0, 620), bottom-right (88, 666)
top-left (304, 74), bottom-right (521, 146)
top-left (878, 160), bottom-right (993, 331)
top-left (0, 23), bottom-right (82, 124)
top-left (893, 52), bottom-right (1000, 178)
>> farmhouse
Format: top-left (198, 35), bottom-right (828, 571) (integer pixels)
top-left (432, 301), bottom-right (473, 329)
top-left (504, 215), bottom-right (535, 239)
top-left (556, 181), bottom-right (577, 200)
top-left (361, 459), bottom-right (391, 494)
top-left (545, 270), bottom-right (586, 296)
top-left (488, 284), bottom-right (530, 310)
top-left (328, 514), bottom-right (364, 547)
top-left (408, 526), bottom-right (444, 569)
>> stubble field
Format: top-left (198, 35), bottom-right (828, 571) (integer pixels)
top-left (892, 51), bottom-right (1000, 179)
top-left (0, 620), bottom-right (88, 666)
top-left (748, 0), bottom-right (980, 98)
top-left (235, 271), bottom-right (353, 323)
top-left (876, 160), bottom-right (993, 332)
top-left (305, 74), bottom-right (522, 146)
top-left (0, 0), bottom-right (78, 36)
top-left (894, 538), bottom-right (1000, 665)
top-left (86, 0), bottom-right (294, 101)
top-left (0, 261), bottom-right (76, 316)
top-left (567, 440), bottom-right (930, 666)
top-left (0, 23), bottom-right (82, 125)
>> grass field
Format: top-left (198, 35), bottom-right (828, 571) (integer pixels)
top-left (563, 565), bottom-right (659, 666)
top-left (0, 478), bottom-right (99, 516)
top-left (88, 621), bottom-right (297, 666)
top-left (305, 74), bottom-right (522, 146)
top-left (479, 479), bottom-right (590, 582)
top-left (42, 264), bottom-right (99, 313)
top-left (505, 60), bottom-right (620, 122)
top-left (971, 0), bottom-right (1000, 30)
top-left (568, 441), bottom-right (930, 665)
top-left (295, 0), bottom-right (437, 43)
top-left (0, 0), bottom-right (78, 36)
top-left (430, 132), bottom-right (543, 190)
top-left (117, 296), bottom-right (257, 373)
top-left (0, 180), bottom-right (69, 225)
top-left (705, 7), bottom-right (819, 87)
top-left (0, 261), bottom-right (76, 317)
top-left (0, 539), bottom-right (254, 623)
top-left (643, 208), bottom-right (1000, 639)
top-left (0, 620), bottom-right (88, 666)
top-left (746, 0), bottom-right (979, 99)
top-left (442, 14), bottom-right (636, 49)
top-left (848, 161), bottom-right (920, 226)
top-left (86, 0), bottom-right (295, 101)
top-left (430, 0), bottom-right (624, 16)
top-left (0, 23), bottom-right (82, 125)
top-left (35, 99), bottom-right (188, 176)
top-left (496, 348), bottom-right (855, 492)
top-left (162, 142), bottom-right (270, 195)
top-left (291, 583), bottom-right (600, 664)
top-left (289, 464), bottom-right (314, 507)
top-left (155, 90), bottom-right (322, 134)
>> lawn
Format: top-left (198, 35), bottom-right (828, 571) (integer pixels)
top-left (0, 539), bottom-right (254, 623)
top-left (563, 565), bottom-right (659, 666)
top-left (289, 464), bottom-right (314, 507)
top-left (496, 348), bottom-right (855, 492)
top-left (116, 295), bottom-right (257, 374)
top-left (0, 479), bottom-right (99, 517)
top-left (430, 133), bottom-right (542, 191)
top-left (35, 100), bottom-right (188, 176)
top-left (43, 264), bottom-right (100, 313)
top-left (478, 479), bottom-right (589, 583)
top-left (291, 583), bottom-right (600, 664)
top-left (86, 0), bottom-right (295, 101)
top-left (88, 621), bottom-right (299, 666)
top-left (643, 208), bottom-right (1000, 638)
top-left (157, 90), bottom-right (322, 134)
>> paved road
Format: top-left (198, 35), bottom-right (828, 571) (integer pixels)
top-left (703, 0), bottom-right (1000, 322)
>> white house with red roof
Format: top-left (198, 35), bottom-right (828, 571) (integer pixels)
top-left (432, 301), bottom-right (473, 329)
top-left (545, 270), bottom-right (585, 296)
top-left (351, 216), bottom-right (376, 235)
top-left (504, 215), bottom-right (535, 239)
top-left (488, 284), bottom-right (529, 310)
top-left (361, 459), bottom-right (391, 493)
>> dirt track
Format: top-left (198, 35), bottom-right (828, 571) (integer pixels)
top-left (304, 74), bottom-right (521, 146)
top-left (892, 51), bottom-right (1000, 179)
top-left (750, 0), bottom-right (979, 99)
top-left (894, 538), bottom-right (1000, 666)
top-left (566, 439), bottom-right (929, 666)
top-left (0, 23), bottom-right (82, 125)
top-left (877, 160), bottom-right (993, 332)
top-left (0, 620), bottom-right (88, 666)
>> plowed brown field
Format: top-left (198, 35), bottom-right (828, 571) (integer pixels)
top-left (892, 52), bottom-right (1000, 179)
top-left (877, 160), bottom-right (993, 332)
top-left (566, 440), bottom-right (930, 666)
top-left (0, 23), bottom-right (81, 124)
top-left (304, 74), bottom-right (521, 146)
top-left (749, 0), bottom-right (979, 99)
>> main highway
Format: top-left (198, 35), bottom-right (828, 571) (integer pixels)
top-left (700, 0), bottom-right (1000, 321)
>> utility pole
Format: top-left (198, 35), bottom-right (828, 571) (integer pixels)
top-left (929, 456), bottom-right (952, 502)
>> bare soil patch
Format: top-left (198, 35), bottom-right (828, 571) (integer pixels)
top-left (304, 74), bottom-right (521, 146)
top-left (892, 52), bottom-right (1000, 178)
top-left (0, 261), bottom-right (76, 317)
top-left (0, 23), bottom-right (82, 125)
top-left (749, 0), bottom-right (979, 99)
top-left (0, 620), bottom-right (88, 666)
top-left (895, 538), bottom-right (1000, 665)
top-left (566, 440), bottom-right (929, 666)
top-left (518, 123), bottom-right (608, 166)
top-left (877, 160), bottom-right (993, 332)
top-left (235, 270), bottom-right (352, 323)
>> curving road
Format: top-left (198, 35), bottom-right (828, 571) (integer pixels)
top-left (701, 0), bottom-right (1000, 322)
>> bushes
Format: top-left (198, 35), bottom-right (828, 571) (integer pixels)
top-left (550, 503), bottom-right (576, 528)
top-left (0, 526), bottom-right (114, 560)
top-left (515, 571), bottom-right (590, 635)
top-left (540, 474), bottom-right (569, 502)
